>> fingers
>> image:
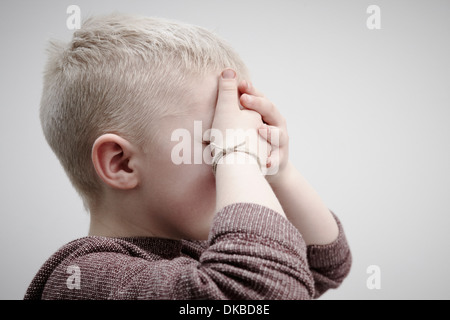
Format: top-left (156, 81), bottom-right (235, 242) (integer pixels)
top-left (240, 93), bottom-right (285, 127)
top-left (258, 130), bottom-right (282, 175)
top-left (238, 80), bottom-right (265, 98)
top-left (216, 69), bottom-right (240, 113)
top-left (266, 149), bottom-right (280, 171)
top-left (258, 124), bottom-right (286, 147)
top-left (238, 81), bottom-right (285, 127)
top-left (258, 125), bottom-right (273, 145)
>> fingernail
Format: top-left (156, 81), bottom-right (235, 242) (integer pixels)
top-left (258, 127), bottom-right (268, 135)
top-left (222, 69), bottom-right (236, 79)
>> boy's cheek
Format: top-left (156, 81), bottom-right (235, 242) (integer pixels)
top-left (166, 165), bottom-right (216, 239)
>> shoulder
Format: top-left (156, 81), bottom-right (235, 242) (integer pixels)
top-left (58, 236), bottom-right (153, 257)
top-left (25, 236), bottom-right (186, 299)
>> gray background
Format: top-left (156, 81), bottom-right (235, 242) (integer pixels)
top-left (1, 0), bottom-right (449, 300)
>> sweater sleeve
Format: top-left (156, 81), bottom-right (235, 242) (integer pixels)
top-left (183, 202), bottom-right (315, 299)
top-left (306, 212), bottom-right (352, 298)
top-left (39, 203), bottom-right (315, 300)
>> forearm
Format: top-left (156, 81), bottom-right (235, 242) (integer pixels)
top-left (215, 153), bottom-right (285, 218)
top-left (269, 161), bottom-right (338, 245)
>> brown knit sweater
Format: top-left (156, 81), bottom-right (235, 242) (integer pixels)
top-left (24, 203), bottom-right (351, 300)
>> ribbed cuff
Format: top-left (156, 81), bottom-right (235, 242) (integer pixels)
top-left (210, 202), bottom-right (307, 254)
top-left (306, 212), bottom-right (351, 269)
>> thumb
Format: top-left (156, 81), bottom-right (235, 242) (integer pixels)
top-left (216, 69), bottom-right (239, 112)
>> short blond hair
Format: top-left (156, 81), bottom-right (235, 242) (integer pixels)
top-left (40, 13), bottom-right (249, 209)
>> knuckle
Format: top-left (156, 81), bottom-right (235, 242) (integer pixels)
top-left (220, 80), bottom-right (238, 93)
top-left (268, 101), bottom-right (276, 113)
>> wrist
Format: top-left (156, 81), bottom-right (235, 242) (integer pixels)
top-left (213, 149), bottom-right (261, 175)
top-left (209, 131), bottom-right (266, 176)
top-left (267, 160), bottom-right (295, 187)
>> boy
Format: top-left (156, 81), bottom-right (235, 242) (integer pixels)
top-left (25, 14), bottom-right (351, 299)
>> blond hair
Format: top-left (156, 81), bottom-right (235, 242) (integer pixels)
top-left (40, 13), bottom-right (249, 210)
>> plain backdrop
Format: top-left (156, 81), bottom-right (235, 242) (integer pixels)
top-left (1, 0), bottom-right (449, 300)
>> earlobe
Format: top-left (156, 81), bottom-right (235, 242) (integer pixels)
top-left (92, 134), bottom-right (139, 190)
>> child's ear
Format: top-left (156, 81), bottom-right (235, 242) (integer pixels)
top-left (92, 134), bottom-right (139, 190)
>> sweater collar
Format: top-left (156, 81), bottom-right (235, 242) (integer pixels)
top-left (115, 236), bottom-right (183, 259)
